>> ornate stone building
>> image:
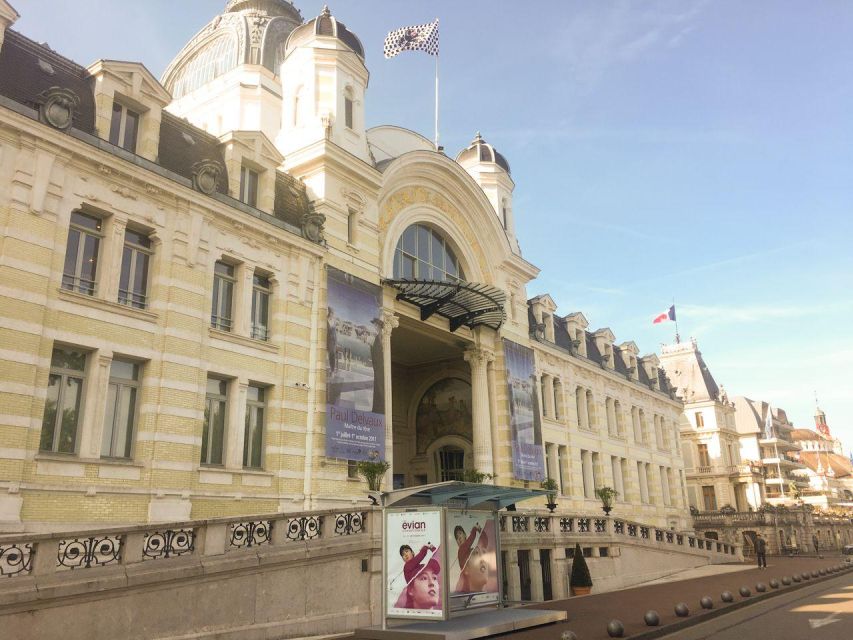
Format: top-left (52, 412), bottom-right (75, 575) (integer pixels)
top-left (0, 0), bottom-right (689, 539)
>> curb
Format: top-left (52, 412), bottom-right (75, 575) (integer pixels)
top-left (622, 563), bottom-right (853, 640)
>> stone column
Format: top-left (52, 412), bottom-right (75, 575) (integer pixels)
top-left (235, 265), bottom-right (255, 336)
top-left (543, 375), bottom-right (555, 420)
top-left (464, 346), bottom-right (495, 476)
top-left (582, 450), bottom-right (595, 499)
top-left (381, 311), bottom-right (398, 488)
top-left (529, 553), bottom-right (544, 601)
top-left (506, 552), bottom-right (521, 601)
top-left (103, 218), bottom-right (127, 302)
top-left (225, 380), bottom-right (249, 470)
top-left (486, 357), bottom-right (500, 480)
top-left (79, 351), bottom-right (113, 459)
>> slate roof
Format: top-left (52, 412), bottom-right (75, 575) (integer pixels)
top-left (0, 30), bottom-right (96, 134)
top-left (158, 112), bottom-right (229, 195)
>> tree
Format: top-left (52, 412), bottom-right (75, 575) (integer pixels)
top-left (569, 543), bottom-right (592, 591)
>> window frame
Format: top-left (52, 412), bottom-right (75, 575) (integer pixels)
top-left (39, 347), bottom-right (87, 454)
top-left (201, 377), bottom-right (227, 466)
top-left (250, 273), bottom-right (271, 341)
top-left (393, 223), bottom-right (464, 282)
top-left (239, 165), bottom-right (259, 208)
top-left (243, 384), bottom-right (266, 469)
top-left (211, 261), bottom-right (236, 331)
top-left (101, 358), bottom-right (141, 459)
top-left (62, 211), bottom-right (104, 296)
top-left (109, 101), bottom-right (140, 153)
top-left (118, 227), bottom-right (152, 309)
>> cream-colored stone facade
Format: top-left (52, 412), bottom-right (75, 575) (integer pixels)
top-left (0, 0), bottom-right (690, 533)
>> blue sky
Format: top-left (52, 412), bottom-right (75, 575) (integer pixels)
top-left (15, 1), bottom-right (853, 448)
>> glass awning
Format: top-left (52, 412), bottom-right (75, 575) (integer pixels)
top-left (382, 481), bottom-right (548, 510)
top-left (383, 279), bottom-right (506, 332)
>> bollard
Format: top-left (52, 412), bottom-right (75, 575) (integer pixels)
top-left (700, 596), bottom-right (713, 609)
top-left (755, 583), bottom-right (767, 593)
top-left (769, 579), bottom-right (780, 589)
top-left (811, 571), bottom-right (819, 578)
top-left (674, 602), bottom-right (689, 617)
top-left (781, 576), bottom-right (791, 585)
top-left (644, 610), bottom-right (660, 626)
top-left (721, 591), bottom-right (734, 603)
top-left (792, 574), bottom-right (802, 582)
top-left (739, 586), bottom-right (751, 597)
top-left (560, 631), bottom-right (579, 640)
top-left (606, 620), bottom-right (625, 638)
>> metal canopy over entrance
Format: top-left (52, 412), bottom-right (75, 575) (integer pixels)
top-left (383, 279), bottom-right (506, 332)
top-left (382, 480), bottom-right (549, 510)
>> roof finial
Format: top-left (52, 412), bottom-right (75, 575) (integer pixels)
top-left (321, 4), bottom-right (331, 16)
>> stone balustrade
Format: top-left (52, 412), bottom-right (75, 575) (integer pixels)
top-left (499, 511), bottom-right (741, 561)
top-left (0, 508), bottom-right (368, 580)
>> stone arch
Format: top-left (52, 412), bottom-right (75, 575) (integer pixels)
top-left (379, 151), bottom-right (515, 286)
top-left (410, 375), bottom-right (473, 456)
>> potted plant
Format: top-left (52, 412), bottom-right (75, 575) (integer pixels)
top-left (463, 468), bottom-right (496, 484)
top-left (541, 477), bottom-right (558, 512)
top-left (569, 543), bottom-right (592, 596)
top-left (356, 456), bottom-right (391, 504)
top-left (595, 486), bottom-right (618, 515)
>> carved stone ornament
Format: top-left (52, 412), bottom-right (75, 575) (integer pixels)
top-left (191, 160), bottom-right (223, 195)
top-left (300, 210), bottom-right (326, 244)
top-left (36, 87), bottom-right (79, 131)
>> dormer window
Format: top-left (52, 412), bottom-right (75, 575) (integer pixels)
top-left (239, 165), bottom-right (259, 208)
top-left (109, 102), bottom-right (139, 153)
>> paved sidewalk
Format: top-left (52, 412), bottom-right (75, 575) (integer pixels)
top-left (514, 556), bottom-right (853, 640)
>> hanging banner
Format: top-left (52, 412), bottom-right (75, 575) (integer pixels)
top-left (325, 267), bottom-right (385, 461)
top-left (503, 339), bottom-right (545, 481)
top-left (446, 511), bottom-right (499, 609)
top-left (385, 509), bottom-right (445, 619)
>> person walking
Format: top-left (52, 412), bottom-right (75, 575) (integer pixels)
top-left (755, 533), bottom-right (767, 569)
top-left (813, 534), bottom-right (819, 555)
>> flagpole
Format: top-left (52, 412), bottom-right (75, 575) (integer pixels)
top-left (673, 297), bottom-right (680, 344)
top-left (434, 42), bottom-right (440, 150)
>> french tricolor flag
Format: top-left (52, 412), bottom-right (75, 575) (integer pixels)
top-left (653, 305), bottom-right (676, 325)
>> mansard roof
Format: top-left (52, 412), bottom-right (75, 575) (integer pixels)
top-left (0, 30), bottom-right (96, 134)
top-left (659, 339), bottom-right (720, 403)
top-left (159, 112), bottom-right (229, 195)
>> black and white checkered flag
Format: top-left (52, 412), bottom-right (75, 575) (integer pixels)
top-left (383, 20), bottom-right (439, 59)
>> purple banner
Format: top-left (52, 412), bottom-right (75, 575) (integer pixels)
top-left (503, 339), bottom-right (545, 481)
top-left (326, 268), bottom-right (385, 461)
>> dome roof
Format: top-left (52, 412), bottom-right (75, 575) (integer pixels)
top-left (456, 132), bottom-right (511, 174)
top-left (161, 0), bottom-right (303, 100)
top-left (284, 5), bottom-right (365, 61)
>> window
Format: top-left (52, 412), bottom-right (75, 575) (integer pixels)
top-left (171, 34), bottom-right (238, 99)
top-left (347, 207), bottom-right (357, 245)
top-left (695, 412), bottom-right (705, 428)
top-left (243, 384), bottom-right (265, 469)
top-left (202, 378), bottom-right (227, 465)
top-left (118, 228), bottom-right (151, 309)
top-left (39, 347), bottom-right (86, 454)
top-left (437, 446), bottom-right (465, 481)
top-left (344, 95), bottom-right (354, 129)
top-left (62, 211), bottom-right (103, 295)
top-left (702, 486), bottom-right (717, 511)
top-left (697, 443), bottom-right (711, 468)
top-left (109, 102), bottom-right (139, 153)
top-left (393, 223), bottom-right (464, 282)
top-left (347, 459), bottom-right (358, 479)
top-left (251, 273), bottom-right (270, 340)
top-left (211, 261), bottom-right (235, 331)
top-left (101, 359), bottom-right (140, 458)
top-left (239, 165), bottom-right (259, 208)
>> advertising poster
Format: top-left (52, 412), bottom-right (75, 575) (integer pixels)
top-left (325, 267), bottom-right (385, 461)
top-left (446, 511), bottom-right (499, 609)
top-left (385, 510), bottom-right (444, 619)
top-left (503, 339), bottom-right (545, 481)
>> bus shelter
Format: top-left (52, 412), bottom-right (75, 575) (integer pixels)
top-left (355, 481), bottom-right (567, 640)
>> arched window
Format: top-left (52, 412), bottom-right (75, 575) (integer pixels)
top-left (437, 445), bottom-right (465, 481)
top-left (172, 34), bottom-right (239, 99)
top-left (393, 223), bottom-right (464, 282)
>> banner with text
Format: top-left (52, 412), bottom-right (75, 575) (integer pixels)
top-left (326, 267), bottom-right (385, 461)
top-left (385, 509), bottom-right (444, 619)
top-left (503, 339), bottom-right (545, 481)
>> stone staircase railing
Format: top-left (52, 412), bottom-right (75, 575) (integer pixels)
top-left (500, 511), bottom-right (741, 560)
top-left (0, 509), bottom-right (369, 580)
